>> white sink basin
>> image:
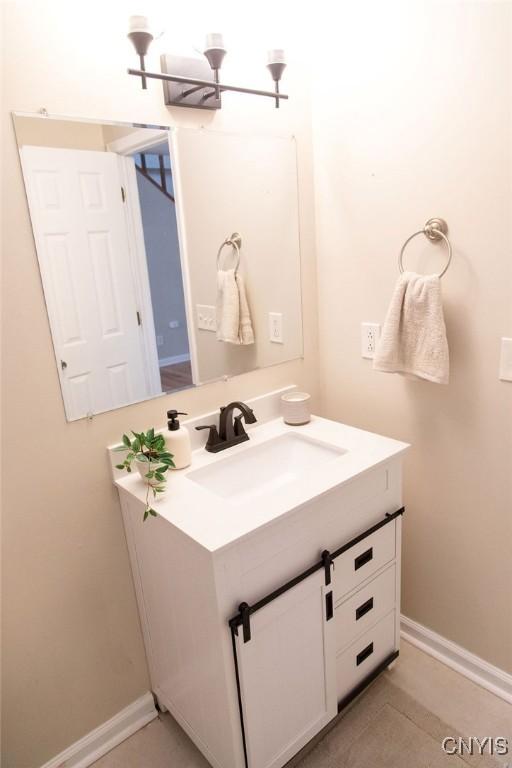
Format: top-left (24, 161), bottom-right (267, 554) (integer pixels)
top-left (187, 432), bottom-right (346, 501)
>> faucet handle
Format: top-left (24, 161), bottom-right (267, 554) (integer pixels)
top-left (195, 424), bottom-right (222, 452)
top-left (233, 413), bottom-right (249, 438)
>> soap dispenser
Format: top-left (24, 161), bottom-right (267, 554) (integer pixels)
top-left (166, 410), bottom-right (191, 469)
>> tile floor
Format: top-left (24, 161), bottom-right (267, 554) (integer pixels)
top-left (93, 641), bottom-right (512, 768)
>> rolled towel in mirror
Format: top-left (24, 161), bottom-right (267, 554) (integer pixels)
top-left (216, 269), bottom-right (255, 345)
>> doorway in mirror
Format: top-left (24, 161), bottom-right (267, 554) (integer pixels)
top-left (132, 142), bottom-right (192, 393)
top-left (15, 115), bottom-right (196, 420)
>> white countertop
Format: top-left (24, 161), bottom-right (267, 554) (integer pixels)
top-left (113, 414), bottom-right (409, 554)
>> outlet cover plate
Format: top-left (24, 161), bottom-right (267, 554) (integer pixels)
top-left (361, 322), bottom-right (381, 359)
top-left (269, 312), bottom-right (284, 344)
top-left (499, 337), bottom-right (512, 381)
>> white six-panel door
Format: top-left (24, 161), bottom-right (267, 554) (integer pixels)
top-left (234, 570), bottom-right (337, 768)
top-left (20, 145), bottom-right (153, 420)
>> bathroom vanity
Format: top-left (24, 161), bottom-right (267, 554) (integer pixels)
top-left (109, 388), bottom-right (409, 768)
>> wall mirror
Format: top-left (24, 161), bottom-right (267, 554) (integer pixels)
top-left (13, 114), bottom-right (303, 421)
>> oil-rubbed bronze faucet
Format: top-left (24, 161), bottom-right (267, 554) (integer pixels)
top-left (195, 401), bottom-right (257, 453)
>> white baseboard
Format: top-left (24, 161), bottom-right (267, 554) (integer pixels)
top-left (159, 353), bottom-right (190, 367)
top-left (40, 692), bottom-right (158, 768)
top-left (401, 615), bottom-right (512, 706)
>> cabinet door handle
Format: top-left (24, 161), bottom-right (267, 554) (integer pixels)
top-left (239, 602), bottom-right (251, 643)
top-left (356, 642), bottom-right (374, 666)
top-left (354, 547), bottom-right (373, 571)
top-left (325, 591), bottom-right (333, 621)
top-left (355, 597), bottom-right (374, 621)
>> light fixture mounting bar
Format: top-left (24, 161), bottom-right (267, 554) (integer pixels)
top-left (128, 69), bottom-right (288, 100)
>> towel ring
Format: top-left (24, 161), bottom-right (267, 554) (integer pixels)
top-left (217, 232), bottom-right (242, 273)
top-left (398, 218), bottom-right (452, 278)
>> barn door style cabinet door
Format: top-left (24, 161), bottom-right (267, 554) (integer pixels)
top-left (231, 569), bottom-right (338, 768)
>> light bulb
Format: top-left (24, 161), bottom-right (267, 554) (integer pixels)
top-left (205, 32), bottom-right (225, 51)
top-left (128, 15), bottom-right (152, 35)
top-left (267, 49), bottom-right (286, 65)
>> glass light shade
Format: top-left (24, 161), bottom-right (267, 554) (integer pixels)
top-left (205, 32), bottom-right (225, 51)
top-left (267, 49), bottom-right (286, 65)
top-left (128, 15), bottom-right (151, 35)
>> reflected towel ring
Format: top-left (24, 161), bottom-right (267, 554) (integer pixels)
top-left (398, 218), bottom-right (452, 278)
top-left (217, 232), bottom-right (242, 273)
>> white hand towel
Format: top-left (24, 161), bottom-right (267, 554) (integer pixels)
top-left (216, 269), bottom-right (255, 345)
top-left (373, 271), bottom-right (449, 384)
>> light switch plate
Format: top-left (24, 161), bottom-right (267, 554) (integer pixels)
top-left (197, 304), bottom-right (217, 332)
top-left (269, 312), bottom-right (284, 343)
top-left (499, 337), bottom-right (512, 381)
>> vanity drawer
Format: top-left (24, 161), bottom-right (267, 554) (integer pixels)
top-left (334, 564), bottom-right (396, 654)
top-left (336, 610), bottom-right (396, 704)
top-left (333, 520), bottom-right (396, 599)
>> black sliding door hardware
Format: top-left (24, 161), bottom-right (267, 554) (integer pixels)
top-left (228, 507), bottom-right (404, 642)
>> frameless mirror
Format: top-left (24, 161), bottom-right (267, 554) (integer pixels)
top-left (13, 114), bottom-right (303, 421)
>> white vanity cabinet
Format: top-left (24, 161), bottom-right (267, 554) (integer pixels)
top-left (113, 409), bottom-right (408, 768)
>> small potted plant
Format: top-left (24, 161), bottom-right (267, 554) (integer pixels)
top-left (115, 429), bottom-right (175, 521)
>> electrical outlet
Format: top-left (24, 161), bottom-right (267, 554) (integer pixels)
top-left (156, 335), bottom-right (164, 347)
top-left (196, 304), bottom-right (216, 332)
top-left (499, 337), bottom-right (512, 381)
top-left (269, 312), bottom-right (284, 343)
top-left (361, 322), bottom-right (381, 359)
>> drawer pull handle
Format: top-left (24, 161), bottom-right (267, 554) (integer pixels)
top-left (325, 591), bottom-right (333, 621)
top-left (355, 597), bottom-right (374, 621)
top-left (354, 547), bottom-right (373, 571)
top-left (356, 642), bottom-right (374, 666)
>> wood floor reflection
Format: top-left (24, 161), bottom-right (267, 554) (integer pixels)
top-left (160, 361), bottom-right (193, 392)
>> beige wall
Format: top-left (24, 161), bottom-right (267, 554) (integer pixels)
top-left (0, 3), bottom-right (318, 766)
top-left (14, 115), bottom-right (106, 150)
top-left (312, 2), bottom-right (512, 673)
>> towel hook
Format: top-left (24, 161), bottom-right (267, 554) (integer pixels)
top-left (398, 218), bottom-right (452, 278)
top-left (217, 232), bottom-right (242, 273)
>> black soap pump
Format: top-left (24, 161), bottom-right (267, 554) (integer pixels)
top-left (166, 409), bottom-right (191, 469)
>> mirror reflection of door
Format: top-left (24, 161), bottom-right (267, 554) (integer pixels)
top-left (17, 119), bottom-right (195, 421)
top-left (20, 144), bottom-right (155, 420)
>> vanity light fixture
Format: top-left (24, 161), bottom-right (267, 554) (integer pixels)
top-left (127, 17), bottom-right (288, 110)
top-left (267, 49), bottom-right (287, 109)
top-left (127, 15), bottom-right (154, 90)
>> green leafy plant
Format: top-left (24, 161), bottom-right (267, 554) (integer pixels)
top-left (115, 429), bottom-right (175, 521)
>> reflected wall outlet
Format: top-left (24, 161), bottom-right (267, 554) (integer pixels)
top-left (197, 304), bottom-right (216, 332)
top-left (361, 322), bottom-right (381, 359)
top-left (269, 312), bottom-right (284, 343)
top-left (156, 335), bottom-right (164, 347)
top-left (169, 320), bottom-right (180, 329)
